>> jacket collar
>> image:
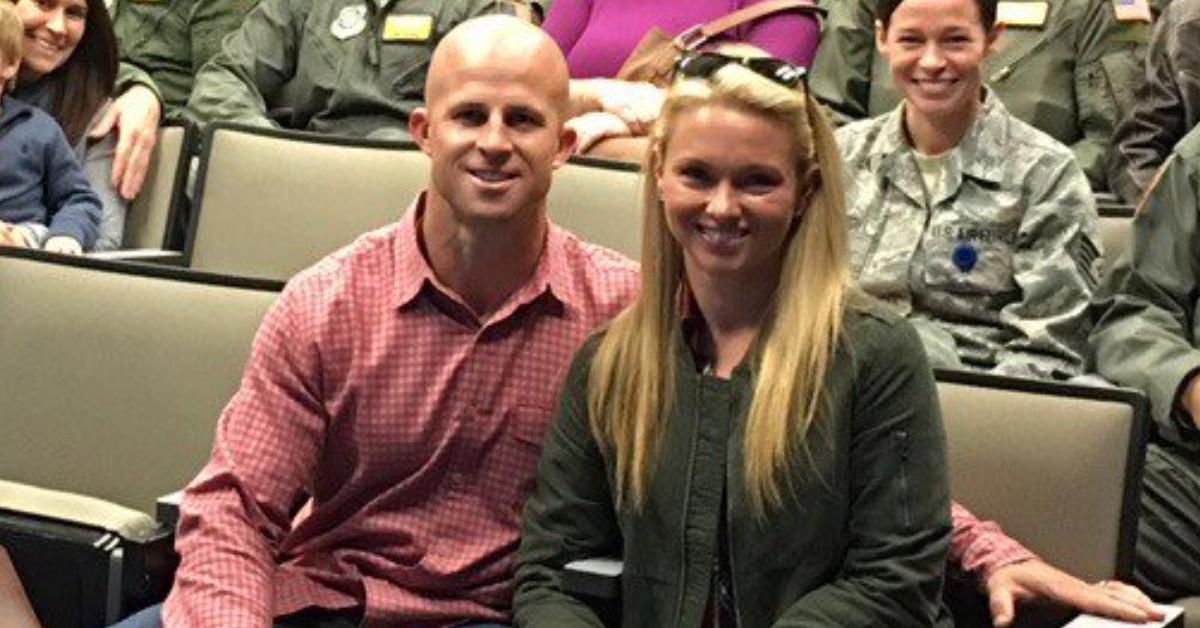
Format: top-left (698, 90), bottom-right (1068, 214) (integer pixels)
top-left (864, 88), bottom-right (1010, 206)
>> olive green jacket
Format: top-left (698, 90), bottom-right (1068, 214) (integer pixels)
top-left (185, 0), bottom-right (520, 138)
top-left (1091, 125), bottom-right (1200, 454)
top-left (811, 0), bottom-right (1150, 189)
top-left (113, 0), bottom-right (258, 119)
top-left (516, 300), bottom-right (953, 628)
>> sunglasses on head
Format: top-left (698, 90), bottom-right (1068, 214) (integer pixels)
top-left (672, 51), bottom-right (808, 89)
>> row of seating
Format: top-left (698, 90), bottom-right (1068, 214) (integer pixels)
top-left (0, 245), bottom-right (1162, 626)
top-left (0, 249), bottom-right (280, 626)
top-left (120, 122), bottom-right (1135, 283)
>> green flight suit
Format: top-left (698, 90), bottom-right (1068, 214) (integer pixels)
top-left (1091, 125), bottom-right (1200, 600)
top-left (113, 0), bottom-right (259, 119)
top-left (186, 0), bottom-right (522, 138)
top-left (811, 0), bottom-right (1150, 189)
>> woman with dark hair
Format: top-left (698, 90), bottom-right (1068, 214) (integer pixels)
top-left (9, 0), bottom-right (161, 251)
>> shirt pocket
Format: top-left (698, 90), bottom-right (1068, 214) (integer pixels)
top-left (921, 203), bottom-right (1021, 296)
top-left (496, 405), bottom-right (555, 516)
top-left (377, 8), bottom-right (440, 101)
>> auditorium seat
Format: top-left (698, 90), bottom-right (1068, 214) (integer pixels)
top-left (0, 248), bottom-right (281, 625)
top-left (546, 156), bottom-right (642, 259)
top-left (1097, 204), bottom-right (1135, 277)
top-left (562, 370), bottom-right (1151, 628)
top-left (122, 123), bottom-right (192, 252)
top-left (185, 124), bottom-right (426, 281)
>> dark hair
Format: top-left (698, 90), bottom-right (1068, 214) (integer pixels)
top-left (22, 0), bottom-right (119, 145)
top-left (874, 0), bottom-right (998, 31)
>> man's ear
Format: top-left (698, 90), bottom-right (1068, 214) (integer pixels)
top-left (553, 123), bottom-right (578, 168)
top-left (409, 107), bottom-right (432, 155)
top-left (874, 19), bottom-right (888, 57)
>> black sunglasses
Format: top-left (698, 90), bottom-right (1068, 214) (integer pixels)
top-left (673, 51), bottom-right (808, 89)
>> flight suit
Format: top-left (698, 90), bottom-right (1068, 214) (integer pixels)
top-left (113, 0), bottom-right (259, 119)
top-left (1091, 125), bottom-right (1200, 600)
top-left (812, 0), bottom-right (1150, 189)
top-left (186, 0), bottom-right (528, 138)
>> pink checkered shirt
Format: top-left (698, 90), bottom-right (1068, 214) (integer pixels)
top-left (951, 502), bottom-right (1039, 582)
top-left (164, 196), bottom-right (639, 627)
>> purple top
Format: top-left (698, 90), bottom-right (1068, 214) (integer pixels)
top-left (544, 0), bottom-right (822, 78)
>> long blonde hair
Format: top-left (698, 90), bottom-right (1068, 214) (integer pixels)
top-left (587, 64), bottom-right (852, 516)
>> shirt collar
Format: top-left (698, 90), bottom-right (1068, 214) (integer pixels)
top-left (390, 193), bottom-right (582, 319)
top-left (868, 87), bottom-right (1008, 185)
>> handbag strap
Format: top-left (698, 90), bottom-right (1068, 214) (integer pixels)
top-left (681, 0), bottom-right (825, 48)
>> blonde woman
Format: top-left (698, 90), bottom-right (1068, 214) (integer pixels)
top-left (515, 52), bottom-right (952, 627)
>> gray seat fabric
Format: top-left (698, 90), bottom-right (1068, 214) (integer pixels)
top-left (1177, 597), bottom-right (1200, 628)
top-left (938, 373), bottom-right (1145, 583)
top-left (0, 252), bottom-right (279, 514)
top-left (188, 126), bottom-right (427, 282)
top-left (546, 158), bottom-right (642, 259)
top-left (124, 125), bottom-right (188, 250)
top-left (1098, 213), bottom-right (1133, 278)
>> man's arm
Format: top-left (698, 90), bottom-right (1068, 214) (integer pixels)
top-left (1106, 4), bottom-right (1191, 206)
top-left (1092, 146), bottom-right (1200, 447)
top-left (164, 286), bottom-right (327, 626)
top-left (952, 504), bottom-right (1162, 626)
top-left (186, 0), bottom-right (305, 129)
top-left (809, 0), bottom-right (876, 125)
top-left (514, 342), bottom-right (620, 628)
top-left (1073, 0), bottom-right (1150, 189)
top-left (189, 0), bottom-right (260, 78)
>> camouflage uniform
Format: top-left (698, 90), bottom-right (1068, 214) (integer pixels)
top-left (186, 0), bottom-right (525, 138)
top-left (113, 0), bottom-right (259, 119)
top-left (1091, 125), bottom-right (1200, 600)
top-left (837, 92), bottom-right (1102, 379)
top-left (812, 0), bottom-right (1150, 189)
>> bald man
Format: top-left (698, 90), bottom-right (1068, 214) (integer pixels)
top-left (114, 16), bottom-right (638, 628)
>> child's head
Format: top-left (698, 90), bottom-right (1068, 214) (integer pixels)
top-left (0, 2), bottom-right (21, 94)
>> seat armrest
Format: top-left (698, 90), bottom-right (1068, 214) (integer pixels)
top-left (155, 491), bottom-right (182, 531)
top-left (1063, 605), bottom-right (1184, 627)
top-left (562, 557), bottom-right (623, 601)
top-left (87, 249), bottom-right (185, 265)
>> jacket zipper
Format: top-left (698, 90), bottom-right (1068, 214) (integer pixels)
top-left (726, 468), bottom-right (744, 628)
top-left (673, 371), bottom-right (704, 628)
top-left (726, 385), bottom-right (744, 628)
top-left (894, 429), bottom-right (912, 529)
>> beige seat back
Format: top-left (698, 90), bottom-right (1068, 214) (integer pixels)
top-left (1098, 211), bottom-right (1134, 277)
top-left (547, 157), bottom-right (643, 259)
top-left (123, 124), bottom-right (190, 250)
top-left (188, 125), bottom-right (427, 281)
top-left (937, 371), bottom-right (1147, 581)
top-left (0, 250), bottom-right (280, 513)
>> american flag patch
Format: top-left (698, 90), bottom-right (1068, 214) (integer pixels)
top-left (1113, 0), bottom-right (1152, 22)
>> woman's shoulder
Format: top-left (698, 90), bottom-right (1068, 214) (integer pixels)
top-left (841, 293), bottom-right (925, 361)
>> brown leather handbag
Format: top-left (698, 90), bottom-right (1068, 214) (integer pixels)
top-left (613, 0), bottom-right (825, 87)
